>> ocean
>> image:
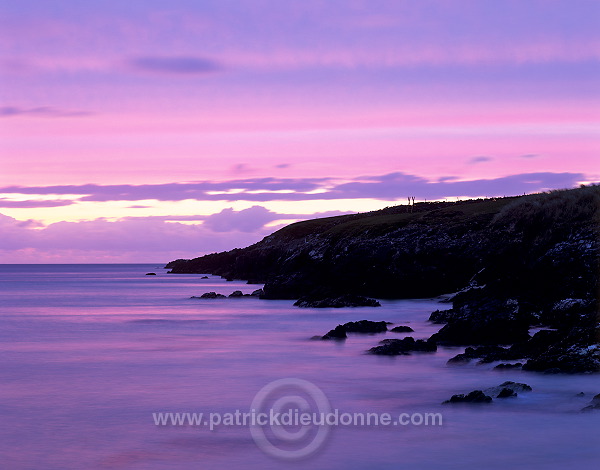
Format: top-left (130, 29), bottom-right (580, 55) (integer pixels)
top-left (0, 264), bottom-right (598, 469)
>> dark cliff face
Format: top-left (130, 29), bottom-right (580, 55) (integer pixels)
top-left (166, 186), bottom-right (600, 308)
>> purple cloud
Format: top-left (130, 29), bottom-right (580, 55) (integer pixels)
top-left (121, 208), bottom-right (350, 227)
top-left (0, 212), bottom-right (267, 259)
top-left (0, 106), bottom-right (92, 118)
top-left (520, 154), bottom-right (540, 159)
top-left (231, 163), bottom-right (252, 174)
top-left (0, 204), bottom-right (353, 261)
top-left (468, 156), bottom-right (493, 164)
top-left (128, 56), bottom-right (222, 75)
top-left (0, 172), bottom-right (588, 204)
top-left (202, 206), bottom-right (278, 232)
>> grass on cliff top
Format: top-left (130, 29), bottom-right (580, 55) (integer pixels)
top-left (273, 196), bottom-right (517, 240)
top-left (271, 185), bottom-right (599, 241)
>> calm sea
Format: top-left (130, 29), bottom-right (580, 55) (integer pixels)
top-left (0, 264), bottom-right (598, 469)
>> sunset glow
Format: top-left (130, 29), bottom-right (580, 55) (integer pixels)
top-left (1, 0), bottom-right (598, 262)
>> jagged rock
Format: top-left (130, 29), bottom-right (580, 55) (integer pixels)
top-left (343, 320), bottom-right (387, 333)
top-left (294, 295), bottom-right (381, 308)
top-left (447, 345), bottom-right (522, 364)
top-left (522, 342), bottom-right (600, 373)
top-left (428, 309), bottom-right (457, 324)
top-left (166, 187), bottom-right (599, 371)
top-left (430, 297), bottom-right (530, 346)
top-left (250, 289), bottom-right (264, 297)
top-left (322, 325), bottom-right (347, 340)
top-left (145, 272), bottom-right (156, 275)
top-left (494, 363), bottom-right (523, 369)
top-left (391, 325), bottom-right (414, 333)
top-left (367, 337), bottom-right (437, 355)
top-left (496, 388), bottom-right (518, 398)
top-left (229, 290), bottom-right (244, 297)
top-left (261, 274), bottom-right (319, 300)
top-left (509, 329), bottom-right (563, 358)
top-left (443, 390), bottom-right (492, 404)
top-left (319, 320), bottom-right (387, 339)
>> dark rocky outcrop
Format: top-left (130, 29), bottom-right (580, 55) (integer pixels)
top-left (483, 381), bottom-right (532, 396)
top-left (428, 309), bottom-right (459, 324)
top-left (145, 272), bottom-right (156, 275)
top-left (167, 187), bottom-right (599, 372)
top-left (201, 276), bottom-right (209, 279)
top-left (343, 320), bottom-right (388, 333)
top-left (390, 325), bottom-right (414, 333)
top-left (429, 295), bottom-right (530, 346)
top-left (444, 382), bottom-right (531, 404)
top-left (494, 363), bottom-right (523, 369)
top-left (250, 289), bottom-right (264, 297)
top-left (496, 388), bottom-right (518, 398)
top-left (443, 390), bottom-right (492, 404)
top-left (522, 344), bottom-right (600, 373)
top-left (321, 325), bottom-right (347, 340)
top-left (294, 295), bottom-right (380, 308)
top-left (229, 290), bottom-right (244, 297)
top-left (367, 337), bottom-right (437, 355)
top-left (191, 292), bottom-right (226, 299)
top-left (447, 345), bottom-right (522, 364)
top-left (320, 320), bottom-right (388, 339)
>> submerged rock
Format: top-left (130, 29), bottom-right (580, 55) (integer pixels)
top-left (443, 390), bottom-right (492, 404)
top-left (496, 388), bottom-right (518, 398)
top-left (321, 325), bottom-right (347, 340)
top-left (581, 393), bottom-right (600, 412)
top-left (343, 320), bottom-right (388, 333)
top-left (191, 292), bottom-right (227, 299)
top-left (319, 320), bottom-right (388, 339)
top-left (483, 381), bottom-right (532, 396)
top-left (391, 325), bottom-right (414, 333)
top-left (367, 337), bottom-right (437, 355)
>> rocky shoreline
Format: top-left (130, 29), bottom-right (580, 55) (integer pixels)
top-left (167, 187), bottom-right (599, 375)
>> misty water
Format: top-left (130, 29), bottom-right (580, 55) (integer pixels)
top-left (1, 265), bottom-right (598, 469)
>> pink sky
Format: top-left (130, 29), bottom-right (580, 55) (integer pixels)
top-left (1, 0), bottom-right (598, 262)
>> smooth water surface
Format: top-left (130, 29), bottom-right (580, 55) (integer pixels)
top-left (1, 265), bottom-right (598, 469)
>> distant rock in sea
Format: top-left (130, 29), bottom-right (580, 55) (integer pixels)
top-left (191, 292), bottom-right (226, 299)
top-left (443, 390), bottom-right (493, 404)
top-left (367, 337), bottom-right (437, 355)
top-left (390, 325), bottom-right (414, 333)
